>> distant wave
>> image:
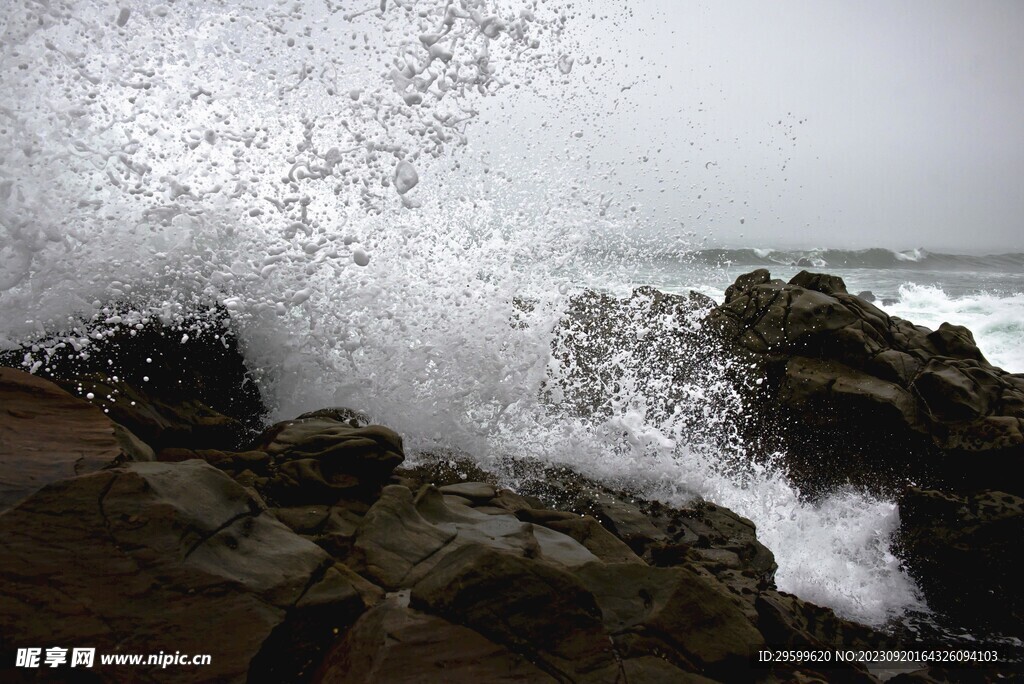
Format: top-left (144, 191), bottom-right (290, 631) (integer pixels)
top-left (689, 248), bottom-right (1024, 272)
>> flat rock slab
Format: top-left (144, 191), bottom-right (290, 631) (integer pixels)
top-left (438, 481), bottom-right (496, 501)
top-left (0, 460), bottom-right (364, 683)
top-left (315, 598), bottom-right (556, 683)
top-left (411, 545), bottom-right (619, 681)
top-left (351, 485), bottom-right (599, 590)
top-left (0, 367), bottom-right (144, 512)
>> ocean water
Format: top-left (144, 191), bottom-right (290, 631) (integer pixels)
top-left (1, 0), bottom-right (1021, 636)
top-left (608, 248), bottom-right (1024, 373)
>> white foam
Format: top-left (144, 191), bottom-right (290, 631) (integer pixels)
top-left (894, 248), bottom-right (927, 262)
top-left (889, 284), bottom-right (1024, 373)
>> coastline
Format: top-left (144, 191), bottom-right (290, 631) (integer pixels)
top-left (1, 270), bottom-right (1021, 682)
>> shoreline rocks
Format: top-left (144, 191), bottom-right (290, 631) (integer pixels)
top-left (0, 369), bottom-right (891, 682)
top-left (710, 269), bottom-right (1024, 497)
top-left (2, 281), bottom-right (1021, 680)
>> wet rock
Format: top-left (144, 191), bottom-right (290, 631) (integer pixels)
top-left (621, 657), bottom-right (719, 683)
top-left (896, 487), bottom-right (1024, 635)
top-left (0, 460), bottom-right (366, 683)
top-left (0, 308), bottom-right (266, 451)
top-left (575, 562), bottom-right (766, 678)
top-left (438, 480), bottom-right (496, 501)
top-left (0, 367), bottom-right (153, 512)
top-left (294, 406), bottom-right (373, 428)
top-left (157, 447), bottom-right (270, 470)
top-left (411, 545), bottom-right (620, 681)
top-left (756, 589), bottom-right (890, 654)
top-left (350, 485), bottom-right (458, 589)
top-left (256, 418), bottom-right (404, 503)
top-left (711, 269), bottom-right (1024, 495)
top-left (272, 505), bottom-right (332, 534)
top-left (314, 597), bottom-right (555, 683)
top-left (351, 484), bottom-right (599, 590)
top-left (517, 509), bottom-right (644, 565)
top-left (590, 490), bottom-right (669, 553)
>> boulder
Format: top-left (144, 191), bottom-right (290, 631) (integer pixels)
top-left (710, 269), bottom-right (1024, 495)
top-left (350, 484), bottom-right (599, 590)
top-left (256, 418), bottom-right (404, 503)
top-left (0, 367), bottom-right (152, 512)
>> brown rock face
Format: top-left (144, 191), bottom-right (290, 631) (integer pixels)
top-left (575, 562), bottom-right (766, 677)
top-left (255, 415), bottom-right (405, 503)
top-left (0, 460), bottom-right (366, 683)
top-left (0, 367), bottom-right (152, 512)
top-left (411, 544), bottom-right (620, 682)
top-left (710, 269), bottom-right (1024, 495)
top-left (315, 597), bottom-right (556, 683)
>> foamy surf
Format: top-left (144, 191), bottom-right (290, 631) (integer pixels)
top-left (889, 284), bottom-right (1024, 373)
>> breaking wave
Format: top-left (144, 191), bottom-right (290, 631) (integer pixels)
top-left (0, 0), bottom-right (931, 628)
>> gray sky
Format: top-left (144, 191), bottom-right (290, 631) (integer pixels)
top-left (472, 0), bottom-right (1024, 252)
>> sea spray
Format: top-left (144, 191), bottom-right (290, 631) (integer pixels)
top-left (0, 0), bottom-right (928, 629)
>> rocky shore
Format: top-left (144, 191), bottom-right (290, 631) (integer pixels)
top-left (1, 270), bottom-right (1020, 682)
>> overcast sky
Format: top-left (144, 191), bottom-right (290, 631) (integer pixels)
top-left (472, 0), bottom-right (1024, 252)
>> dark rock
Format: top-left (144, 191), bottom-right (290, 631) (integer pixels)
top-left (754, 591), bottom-right (885, 683)
top-left (411, 545), bottom-right (620, 681)
top-left (255, 417), bottom-right (404, 504)
top-left (272, 505), bottom-right (332, 534)
top-left (589, 490), bottom-right (669, 554)
top-left (438, 481), bottom-right (496, 501)
top-left (0, 460), bottom-right (366, 683)
top-left (857, 290), bottom-right (877, 303)
top-left (295, 406), bottom-right (372, 428)
top-left (350, 485), bottom-right (458, 589)
top-left (621, 657), bottom-right (719, 683)
top-left (575, 562), bottom-right (765, 678)
top-left (756, 589), bottom-right (890, 655)
top-left (789, 269), bottom-right (848, 296)
top-left (886, 666), bottom-right (1001, 683)
top-left (490, 489), bottom-right (544, 513)
top-left (518, 510), bottom-right (645, 565)
top-left (157, 447), bottom-right (270, 470)
top-left (896, 487), bottom-right (1024, 635)
top-left (314, 597), bottom-right (556, 683)
top-left (0, 307), bottom-right (266, 451)
top-left (710, 269), bottom-right (1024, 496)
top-left (926, 323), bottom-right (985, 362)
top-left (724, 268), bottom-right (773, 301)
top-left (0, 367), bottom-right (153, 512)
top-left (350, 484), bottom-right (598, 590)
